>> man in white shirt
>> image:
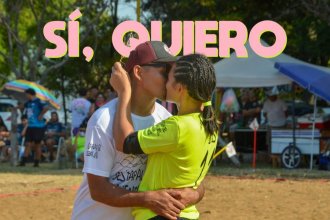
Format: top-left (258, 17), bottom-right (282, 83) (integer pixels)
top-left (70, 89), bottom-right (92, 135)
top-left (263, 87), bottom-right (288, 127)
top-left (72, 41), bottom-right (203, 220)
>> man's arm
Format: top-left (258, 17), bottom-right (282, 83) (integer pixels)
top-left (38, 106), bottom-right (49, 121)
top-left (110, 62), bottom-right (135, 152)
top-left (87, 173), bottom-right (184, 220)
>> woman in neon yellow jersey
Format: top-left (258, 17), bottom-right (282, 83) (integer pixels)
top-left (111, 54), bottom-right (219, 220)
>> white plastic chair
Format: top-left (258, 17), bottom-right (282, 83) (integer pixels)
top-left (18, 137), bottom-right (25, 162)
top-left (55, 137), bottom-right (68, 168)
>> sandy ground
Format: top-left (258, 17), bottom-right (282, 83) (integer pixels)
top-left (0, 173), bottom-right (330, 220)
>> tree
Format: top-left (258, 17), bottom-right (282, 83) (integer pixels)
top-left (0, 0), bottom-right (121, 88)
top-left (0, 0), bottom-right (123, 124)
top-left (141, 0), bottom-right (329, 66)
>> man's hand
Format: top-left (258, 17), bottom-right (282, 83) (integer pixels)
top-left (167, 184), bottom-right (205, 208)
top-left (110, 62), bottom-right (131, 96)
top-left (167, 188), bottom-right (198, 207)
top-left (143, 189), bottom-right (185, 220)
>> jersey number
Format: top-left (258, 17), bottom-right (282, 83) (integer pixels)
top-left (195, 148), bottom-right (215, 186)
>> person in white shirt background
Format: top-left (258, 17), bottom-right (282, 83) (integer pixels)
top-left (70, 89), bottom-right (93, 136)
top-left (263, 87), bottom-right (288, 128)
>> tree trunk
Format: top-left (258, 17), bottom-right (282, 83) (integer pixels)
top-left (9, 107), bottom-right (18, 166)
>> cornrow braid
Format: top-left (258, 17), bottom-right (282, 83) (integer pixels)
top-left (174, 54), bottom-right (219, 136)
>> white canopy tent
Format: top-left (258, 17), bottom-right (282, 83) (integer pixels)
top-left (214, 41), bottom-right (330, 88)
top-left (214, 41), bottom-right (330, 169)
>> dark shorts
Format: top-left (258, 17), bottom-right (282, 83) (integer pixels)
top-left (25, 127), bottom-right (45, 144)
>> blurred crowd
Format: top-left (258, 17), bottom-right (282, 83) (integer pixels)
top-left (0, 86), bottom-right (118, 167)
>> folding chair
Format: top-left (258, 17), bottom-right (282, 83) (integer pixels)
top-left (18, 137), bottom-right (25, 162)
top-left (55, 137), bottom-right (69, 168)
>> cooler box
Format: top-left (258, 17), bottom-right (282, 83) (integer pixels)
top-left (271, 129), bottom-right (321, 154)
top-left (297, 114), bottom-right (330, 129)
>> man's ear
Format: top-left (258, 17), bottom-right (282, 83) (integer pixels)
top-left (132, 65), bottom-right (142, 82)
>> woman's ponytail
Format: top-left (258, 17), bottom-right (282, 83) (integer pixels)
top-left (201, 103), bottom-right (219, 137)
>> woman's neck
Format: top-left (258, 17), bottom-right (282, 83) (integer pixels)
top-left (177, 95), bottom-right (202, 115)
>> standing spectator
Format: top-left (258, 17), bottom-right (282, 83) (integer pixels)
top-left (263, 87), bottom-right (288, 128)
top-left (17, 115), bottom-right (28, 146)
top-left (70, 89), bottom-right (92, 136)
top-left (242, 90), bottom-right (261, 127)
top-left (105, 87), bottom-right (117, 102)
top-left (19, 88), bottom-right (49, 167)
top-left (88, 87), bottom-right (99, 104)
top-left (94, 93), bottom-right (106, 111)
top-left (44, 112), bottom-right (65, 162)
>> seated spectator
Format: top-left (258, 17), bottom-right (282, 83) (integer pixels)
top-left (0, 116), bottom-right (8, 133)
top-left (0, 123), bottom-right (10, 162)
top-left (72, 118), bottom-right (88, 163)
top-left (44, 112), bottom-right (65, 162)
top-left (17, 115), bottom-right (29, 145)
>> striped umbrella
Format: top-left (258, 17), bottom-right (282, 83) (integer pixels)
top-left (1, 79), bottom-right (60, 109)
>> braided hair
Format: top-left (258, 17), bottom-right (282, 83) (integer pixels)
top-left (174, 54), bottom-right (219, 136)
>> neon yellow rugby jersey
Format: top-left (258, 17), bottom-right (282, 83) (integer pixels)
top-left (133, 113), bottom-right (218, 220)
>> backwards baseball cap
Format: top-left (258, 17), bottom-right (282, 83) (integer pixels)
top-left (124, 41), bottom-right (176, 73)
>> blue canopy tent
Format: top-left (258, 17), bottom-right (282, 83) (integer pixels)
top-left (275, 62), bottom-right (330, 169)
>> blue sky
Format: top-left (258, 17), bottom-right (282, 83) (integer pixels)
top-left (118, 1), bottom-right (136, 20)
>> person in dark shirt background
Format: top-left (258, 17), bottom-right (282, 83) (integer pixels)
top-left (241, 90), bottom-right (261, 127)
top-left (44, 111), bottom-right (65, 162)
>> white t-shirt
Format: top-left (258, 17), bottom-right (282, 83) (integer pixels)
top-left (263, 98), bottom-right (287, 127)
top-left (71, 99), bottom-right (171, 220)
top-left (70, 98), bottom-right (92, 128)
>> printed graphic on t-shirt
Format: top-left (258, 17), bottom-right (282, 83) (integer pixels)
top-left (110, 153), bottom-right (147, 192)
top-left (146, 121), bottom-right (167, 136)
top-left (73, 100), bottom-right (88, 116)
top-left (27, 108), bottom-right (33, 118)
top-left (85, 142), bottom-right (102, 159)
